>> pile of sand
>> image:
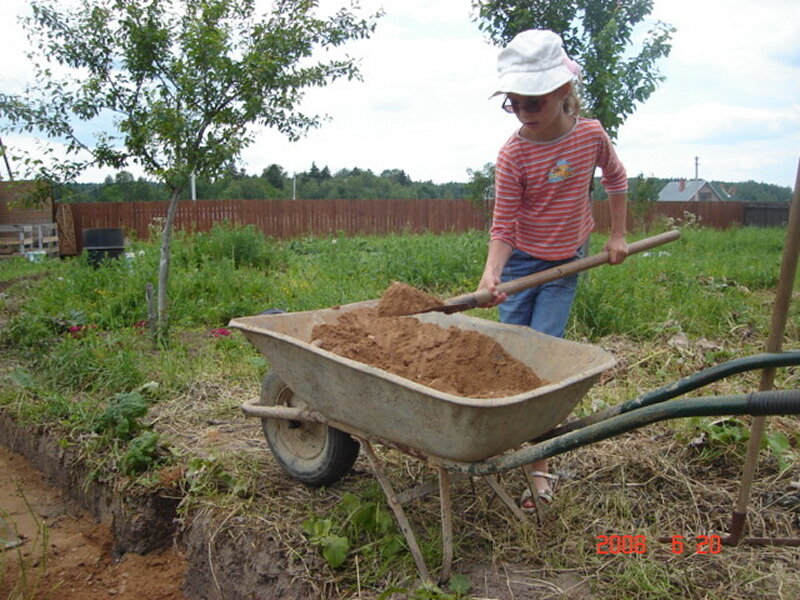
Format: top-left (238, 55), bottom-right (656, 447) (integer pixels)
top-left (311, 283), bottom-right (545, 398)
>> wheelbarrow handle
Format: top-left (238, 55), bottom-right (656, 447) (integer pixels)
top-left (444, 229), bottom-right (681, 311)
top-left (454, 389), bottom-right (800, 476)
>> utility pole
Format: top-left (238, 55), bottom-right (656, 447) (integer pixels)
top-left (694, 156), bottom-right (699, 180)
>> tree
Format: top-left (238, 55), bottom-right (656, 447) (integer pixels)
top-left (628, 173), bottom-right (661, 230)
top-left (726, 181), bottom-right (792, 203)
top-left (1, 0), bottom-right (379, 342)
top-left (380, 168), bottom-right (412, 186)
top-left (466, 162), bottom-right (495, 226)
top-left (472, 0), bottom-right (674, 137)
top-left (261, 164), bottom-right (287, 190)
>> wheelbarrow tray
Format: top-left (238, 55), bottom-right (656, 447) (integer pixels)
top-left (229, 300), bottom-right (615, 463)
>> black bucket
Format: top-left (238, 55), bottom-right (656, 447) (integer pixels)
top-left (83, 228), bottom-right (125, 266)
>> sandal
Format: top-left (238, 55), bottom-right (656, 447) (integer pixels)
top-left (520, 471), bottom-right (558, 513)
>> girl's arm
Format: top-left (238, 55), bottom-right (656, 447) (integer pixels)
top-left (477, 238), bottom-right (514, 306)
top-left (605, 191), bottom-right (628, 264)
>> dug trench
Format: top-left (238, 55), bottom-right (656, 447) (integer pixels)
top-left (0, 413), bottom-right (187, 599)
top-left (0, 406), bottom-right (341, 600)
top-left (1, 281), bottom-right (555, 599)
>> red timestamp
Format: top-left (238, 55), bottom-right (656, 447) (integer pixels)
top-left (596, 534), bottom-right (648, 554)
top-left (596, 534), bottom-right (723, 555)
top-left (669, 534), bottom-right (723, 555)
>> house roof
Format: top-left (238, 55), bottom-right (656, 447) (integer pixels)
top-left (657, 180), bottom-right (732, 202)
top-left (708, 182), bottom-right (733, 201)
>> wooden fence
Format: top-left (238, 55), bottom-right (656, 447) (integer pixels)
top-left (744, 202), bottom-right (790, 227)
top-left (593, 200), bottom-right (746, 232)
top-left (64, 198), bottom-right (487, 253)
top-left (61, 197), bottom-right (756, 255)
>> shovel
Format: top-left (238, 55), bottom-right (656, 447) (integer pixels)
top-left (421, 229), bottom-right (681, 314)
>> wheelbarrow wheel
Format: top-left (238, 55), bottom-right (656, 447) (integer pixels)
top-left (259, 370), bottom-right (359, 487)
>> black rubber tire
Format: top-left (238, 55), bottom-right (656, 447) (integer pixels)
top-left (258, 370), bottom-right (359, 487)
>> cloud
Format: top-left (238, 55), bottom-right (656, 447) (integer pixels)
top-left (613, 0), bottom-right (800, 186)
top-left (2, 0), bottom-right (797, 186)
top-left (622, 103), bottom-right (800, 144)
top-left (617, 102), bottom-right (800, 183)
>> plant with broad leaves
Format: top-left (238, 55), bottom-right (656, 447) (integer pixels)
top-left (302, 517), bottom-right (350, 569)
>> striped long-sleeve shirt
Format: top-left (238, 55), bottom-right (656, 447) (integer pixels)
top-left (490, 117), bottom-right (627, 260)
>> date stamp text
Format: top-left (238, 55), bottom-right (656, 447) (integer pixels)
top-left (596, 534), bottom-right (723, 555)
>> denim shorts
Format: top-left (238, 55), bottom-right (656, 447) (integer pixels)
top-left (498, 246), bottom-right (584, 338)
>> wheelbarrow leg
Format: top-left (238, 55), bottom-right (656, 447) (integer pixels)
top-left (360, 440), bottom-right (433, 585)
top-left (438, 467), bottom-right (453, 585)
top-left (483, 474), bottom-right (529, 523)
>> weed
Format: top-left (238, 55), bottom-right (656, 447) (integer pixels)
top-left (379, 577), bottom-right (472, 600)
top-left (183, 456), bottom-right (251, 498)
top-left (685, 417), bottom-right (797, 472)
top-left (302, 517), bottom-right (351, 568)
top-left (302, 490), bottom-right (404, 571)
top-left (119, 431), bottom-right (165, 476)
top-left (94, 390), bottom-right (151, 440)
top-left (0, 489), bottom-right (55, 600)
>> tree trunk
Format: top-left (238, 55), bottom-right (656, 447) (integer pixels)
top-left (155, 189), bottom-right (182, 343)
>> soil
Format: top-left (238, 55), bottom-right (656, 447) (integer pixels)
top-left (376, 281), bottom-right (444, 317)
top-left (0, 445), bottom-right (188, 600)
top-left (312, 305), bottom-right (545, 398)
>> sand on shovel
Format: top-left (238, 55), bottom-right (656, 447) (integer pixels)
top-left (376, 281), bottom-right (445, 317)
top-left (312, 282), bottom-right (546, 399)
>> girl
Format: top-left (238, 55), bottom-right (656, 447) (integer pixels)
top-left (478, 29), bottom-right (629, 510)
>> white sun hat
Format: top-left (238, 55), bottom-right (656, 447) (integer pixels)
top-left (491, 29), bottom-right (580, 98)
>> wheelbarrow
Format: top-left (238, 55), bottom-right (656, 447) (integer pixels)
top-left (229, 302), bottom-right (800, 584)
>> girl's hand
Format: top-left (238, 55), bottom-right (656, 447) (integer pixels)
top-left (477, 271), bottom-right (507, 307)
top-left (604, 234), bottom-right (629, 264)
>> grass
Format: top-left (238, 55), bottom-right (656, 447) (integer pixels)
top-left (0, 491), bottom-right (53, 600)
top-left (0, 223), bottom-right (799, 599)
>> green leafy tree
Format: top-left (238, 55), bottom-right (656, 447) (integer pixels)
top-left (726, 180), bottom-right (792, 203)
top-left (472, 0), bottom-right (675, 137)
top-left (261, 164), bottom-right (287, 190)
top-left (380, 168), bottom-right (412, 186)
top-left (466, 162), bottom-right (495, 226)
top-left (0, 0), bottom-right (379, 342)
top-left (628, 173), bottom-right (661, 230)
top-left (219, 176), bottom-right (279, 200)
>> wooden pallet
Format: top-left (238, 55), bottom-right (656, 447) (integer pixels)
top-left (0, 223), bottom-right (59, 258)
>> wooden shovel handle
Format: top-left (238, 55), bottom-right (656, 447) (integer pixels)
top-left (445, 230), bottom-right (681, 309)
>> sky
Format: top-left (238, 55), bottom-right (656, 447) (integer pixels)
top-left (1, 0), bottom-right (798, 188)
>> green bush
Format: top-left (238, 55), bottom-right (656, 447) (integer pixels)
top-left (174, 221), bottom-right (287, 270)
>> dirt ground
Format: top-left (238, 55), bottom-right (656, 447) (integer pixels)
top-left (0, 445), bottom-right (188, 600)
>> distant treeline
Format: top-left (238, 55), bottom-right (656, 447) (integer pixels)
top-left (57, 163), bottom-right (792, 204)
top-left (58, 163), bottom-right (468, 203)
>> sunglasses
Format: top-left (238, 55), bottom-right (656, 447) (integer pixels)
top-left (502, 96), bottom-right (548, 114)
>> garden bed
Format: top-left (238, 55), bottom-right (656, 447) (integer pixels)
top-left (1, 228), bottom-right (799, 599)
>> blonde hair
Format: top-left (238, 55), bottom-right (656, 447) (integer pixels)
top-left (563, 82), bottom-right (582, 117)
